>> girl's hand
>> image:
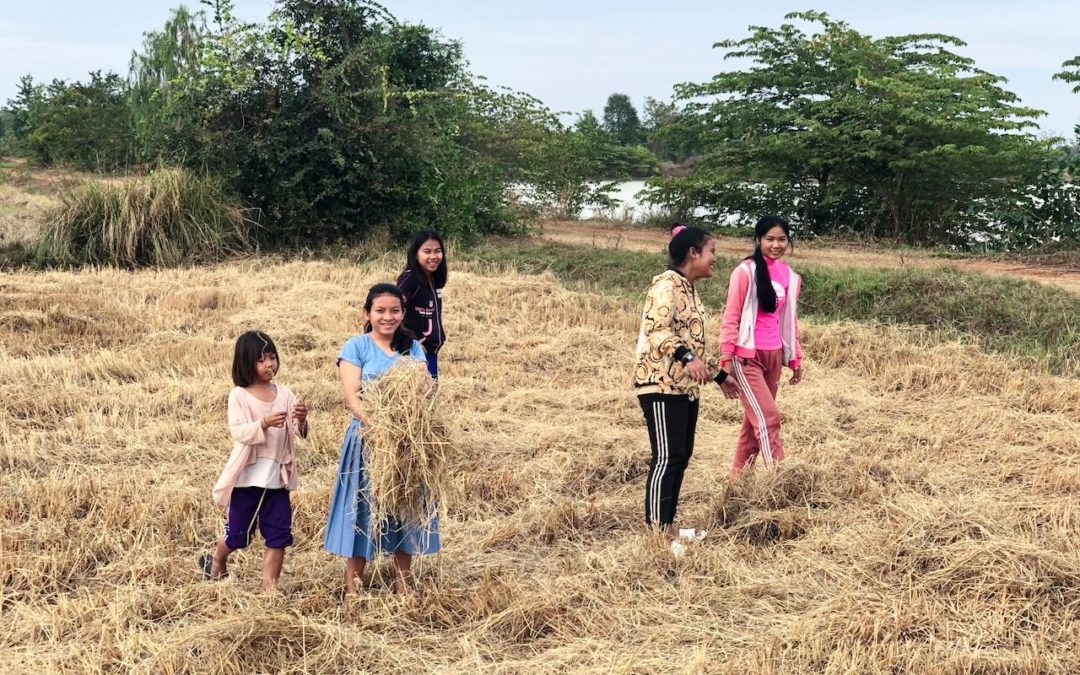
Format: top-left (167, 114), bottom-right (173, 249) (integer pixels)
top-left (262, 411), bottom-right (288, 429)
top-left (686, 359), bottom-right (710, 384)
top-left (719, 378), bottom-right (741, 399)
top-left (789, 368), bottom-right (803, 385)
top-left (292, 403), bottom-right (308, 425)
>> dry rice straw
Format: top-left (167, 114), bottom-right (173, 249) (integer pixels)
top-left (360, 360), bottom-right (450, 538)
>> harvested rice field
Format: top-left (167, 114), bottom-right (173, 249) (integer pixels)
top-left (1, 256), bottom-right (1078, 673)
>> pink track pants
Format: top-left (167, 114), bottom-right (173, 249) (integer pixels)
top-left (730, 349), bottom-right (785, 476)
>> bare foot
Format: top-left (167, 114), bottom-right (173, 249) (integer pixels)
top-left (211, 552), bottom-right (228, 580)
top-left (394, 583), bottom-right (420, 606)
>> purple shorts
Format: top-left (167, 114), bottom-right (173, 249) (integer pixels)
top-left (224, 487), bottom-right (293, 550)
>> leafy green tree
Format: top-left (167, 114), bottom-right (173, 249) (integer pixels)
top-left (456, 84), bottom-right (560, 182)
top-left (0, 109), bottom-right (13, 149)
top-left (171, 0), bottom-right (521, 242)
top-left (977, 154), bottom-right (1080, 249)
top-left (602, 93), bottom-right (642, 146)
top-left (3, 75), bottom-right (47, 154)
top-left (1053, 57), bottom-right (1080, 93)
top-left (570, 108), bottom-right (656, 180)
top-left (128, 5), bottom-right (206, 161)
top-left (658, 11), bottom-right (1048, 243)
top-left (574, 110), bottom-right (606, 139)
top-left (641, 96), bottom-right (703, 164)
top-left (641, 97), bottom-right (673, 160)
top-left (1054, 56), bottom-right (1080, 140)
top-left (29, 72), bottom-right (134, 170)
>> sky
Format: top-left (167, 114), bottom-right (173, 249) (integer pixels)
top-left (3, 0), bottom-right (1080, 137)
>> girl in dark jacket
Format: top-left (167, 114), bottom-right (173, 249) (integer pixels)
top-left (397, 230), bottom-right (447, 378)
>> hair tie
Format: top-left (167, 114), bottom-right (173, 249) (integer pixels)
top-left (671, 224), bottom-right (687, 237)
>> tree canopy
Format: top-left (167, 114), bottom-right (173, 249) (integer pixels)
top-left (651, 11), bottom-right (1051, 245)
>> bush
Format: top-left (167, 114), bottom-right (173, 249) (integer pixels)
top-left (38, 168), bottom-right (254, 267)
top-left (27, 72), bottom-right (135, 172)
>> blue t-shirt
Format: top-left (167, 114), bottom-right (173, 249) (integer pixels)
top-left (337, 334), bottom-right (426, 382)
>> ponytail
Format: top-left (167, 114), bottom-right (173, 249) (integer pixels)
top-left (748, 215), bottom-right (791, 313)
top-left (390, 327), bottom-right (414, 355)
top-left (668, 223), bottom-right (712, 268)
top-left (752, 245), bottom-right (777, 313)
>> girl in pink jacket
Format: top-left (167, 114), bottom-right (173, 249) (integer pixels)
top-left (202, 331), bottom-right (309, 591)
top-left (719, 216), bottom-right (803, 477)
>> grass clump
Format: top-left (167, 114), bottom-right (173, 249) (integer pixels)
top-left (37, 167), bottom-right (254, 267)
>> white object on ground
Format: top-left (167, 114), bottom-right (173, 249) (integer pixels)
top-left (670, 540), bottom-right (687, 560)
top-left (678, 528), bottom-right (707, 541)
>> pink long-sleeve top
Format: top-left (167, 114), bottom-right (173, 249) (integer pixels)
top-left (752, 257), bottom-right (790, 350)
top-left (211, 385), bottom-right (301, 507)
top-left (719, 258), bottom-right (803, 370)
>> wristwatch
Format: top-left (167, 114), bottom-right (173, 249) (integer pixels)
top-left (681, 353), bottom-right (696, 364)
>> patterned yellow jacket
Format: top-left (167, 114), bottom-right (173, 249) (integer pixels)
top-left (633, 269), bottom-right (717, 401)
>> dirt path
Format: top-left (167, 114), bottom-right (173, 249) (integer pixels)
top-left (540, 220), bottom-right (1080, 294)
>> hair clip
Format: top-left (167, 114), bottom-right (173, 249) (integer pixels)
top-left (671, 224), bottom-right (687, 237)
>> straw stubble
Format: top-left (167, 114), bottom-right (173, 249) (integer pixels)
top-left (0, 257), bottom-right (1077, 673)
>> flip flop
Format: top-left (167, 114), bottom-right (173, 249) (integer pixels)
top-left (198, 553), bottom-right (213, 580)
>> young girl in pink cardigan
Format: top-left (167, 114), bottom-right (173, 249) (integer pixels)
top-left (202, 331), bottom-right (309, 591)
top-left (719, 216), bottom-right (803, 478)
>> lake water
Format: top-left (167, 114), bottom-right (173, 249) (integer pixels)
top-left (577, 180), bottom-right (732, 223)
top-left (578, 180), bottom-right (657, 221)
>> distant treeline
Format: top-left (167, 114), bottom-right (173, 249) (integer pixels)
top-left (2, 4), bottom-right (1080, 248)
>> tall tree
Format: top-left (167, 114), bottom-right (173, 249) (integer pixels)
top-left (602, 93), bottom-right (642, 146)
top-left (660, 11), bottom-right (1047, 243)
top-left (1053, 56), bottom-right (1080, 139)
top-left (1054, 56), bottom-right (1080, 93)
top-left (184, 0), bottom-right (520, 241)
top-left (128, 5), bottom-right (206, 160)
top-left (5, 75), bottom-right (46, 143)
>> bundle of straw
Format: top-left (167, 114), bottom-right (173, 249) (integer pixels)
top-left (361, 360), bottom-right (449, 531)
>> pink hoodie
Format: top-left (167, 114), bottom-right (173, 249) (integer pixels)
top-left (719, 259), bottom-right (803, 370)
top-left (211, 385), bottom-right (301, 507)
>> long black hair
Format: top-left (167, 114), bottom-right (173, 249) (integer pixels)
top-left (232, 330), bottom-right (278, 387)
top-left (404, 230), bottom-right (448, 289)
top-left (748, 215), bottom-right (792, 313)
top-left (363, 283), bottom-right (415, 354)
top-left (668, 223), bottom-right (712, 268)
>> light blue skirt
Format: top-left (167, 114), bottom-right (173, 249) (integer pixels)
top-left (322, 420), bottom-right (440, 559)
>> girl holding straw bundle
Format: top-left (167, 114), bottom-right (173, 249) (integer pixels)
top-left (719, 215), bottom-right (803, 478)
top-left (634, 225), bottom-right (738, 548)
top-left (323, 283), bottom-right (439, 595)
top-left (204, 331), bottom-right (309, 591)
top-left (397, 230), bottom-right (447, 379)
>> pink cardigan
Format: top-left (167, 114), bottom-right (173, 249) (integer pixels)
top-left (719, 259), bottom-right (803, 370)
top-left (212, 385), bottom-right (301, 506)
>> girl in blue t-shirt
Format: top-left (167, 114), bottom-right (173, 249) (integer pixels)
top-left (323, 283), bottom-right (438, 596)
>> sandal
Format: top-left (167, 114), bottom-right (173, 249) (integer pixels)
top-left (198, 553), bottom-right (228, 580)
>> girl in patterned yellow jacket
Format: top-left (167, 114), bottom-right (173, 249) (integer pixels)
top-left (633, 225), bottom-right (739, 544)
